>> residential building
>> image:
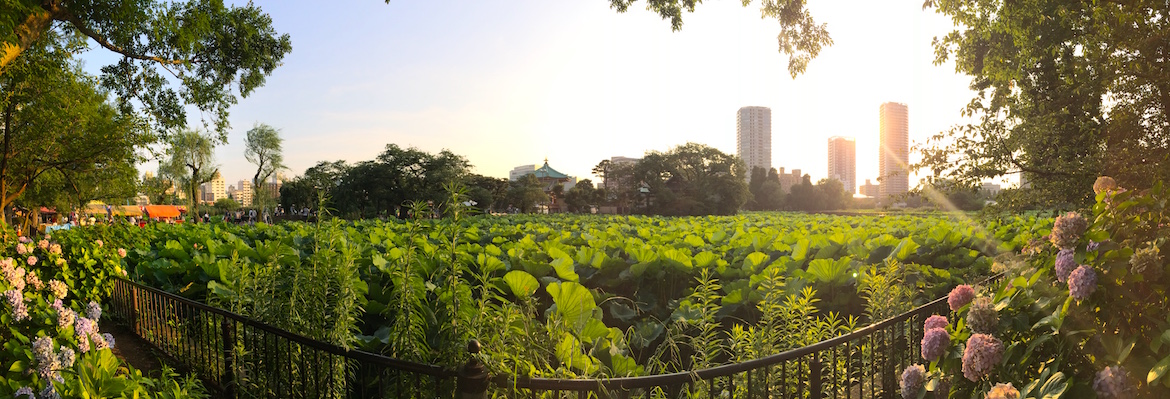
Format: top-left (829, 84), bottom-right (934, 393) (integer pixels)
top-left (980, 182), bottom-right (1002, 198)
top-left (828, 136), bottom-right (857, 194)
top-left (737, 106), bottom-right (772, 178)
top-left (879, 102), bottom-right (910, 201)
top-left (509, 164), bottom-right (538, 181)
top-left (199, 172), bottom-right (226, 204)
top-left (234, 180), bottom-right (254, 207)
top-left (600, 156), bottom-right (640, 192)
top-left (860, 179), bottom-right (880, 197)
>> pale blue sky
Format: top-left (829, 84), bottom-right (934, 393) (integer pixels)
top-left (89, 1), bottom-right (999, 191)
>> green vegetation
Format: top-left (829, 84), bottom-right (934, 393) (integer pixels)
top-left (56, 207), bottom-right (1045, 380)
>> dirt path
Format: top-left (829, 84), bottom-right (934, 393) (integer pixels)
top-left (100, 318), bottom-right (163, 373)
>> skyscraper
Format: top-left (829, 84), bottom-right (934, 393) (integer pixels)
top-left (828, 136), bottom-right (856, 194)
top-left (879, 102), bottom-right (909, 200)
top-left (737, 106), bottom-right (772, 178)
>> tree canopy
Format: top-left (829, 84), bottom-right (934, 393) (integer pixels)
top-left (244, 123), bottom-right (285, 206)
top-left (160, 129), bottom-right (217, 209)
top-left (920, 0), bottom-right (1170, 209)
top-left (2, 0), bottom-right (292, 139)
top-left (614, 142), bottom-right (749, 215)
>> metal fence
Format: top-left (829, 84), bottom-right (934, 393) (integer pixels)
top-left (107, 278), bottom-right (462, 398)
top-left (108, 274), bottom-right (1003, 399)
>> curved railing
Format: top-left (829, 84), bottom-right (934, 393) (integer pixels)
top-left (107, 274), bottom-right (1003, 398)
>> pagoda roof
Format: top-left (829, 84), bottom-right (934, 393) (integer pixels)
top-left (532, 160), bottom-right (569, 179)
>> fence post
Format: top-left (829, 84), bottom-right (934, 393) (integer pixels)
top-left (221, 318), bottom-right (236, 398)
top-left (458, 339), bottom-right (489, 399)
top-left (809, 355), bottom-right (823, 399)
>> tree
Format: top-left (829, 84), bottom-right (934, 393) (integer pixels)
top-left (746, 166), bottom-right (785, 211)
top-left (2, 0), bottom-right (292, 139)
top-left (140, 172), bottom-right (175, 205)
top-left (214, 197), bottom-right (240, 213)
top-left (606, 0), bottom-right (832, 77)
top-left (161, 129), bottom-right (217, 209)
top-left (280, 160), bottom-right (349, 213)
top-left (920, 0), bottom-right (1170, 209)
top-left (0, 34), bottom-right (149, 225)
top-left (464, 174), bottom-right (510, 213)
top-left (623, 142), bottom-right (749, 215)
top-left (786, 174), bottom-right (823, 211)
top-left (564, 179), bottom-right (598, 213)
top-left (506, 174), bottom-right (548, 213)
top-left (244, 123), bottom-right (285, 207)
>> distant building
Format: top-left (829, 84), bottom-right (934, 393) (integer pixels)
top-left (980, 182), bottom-right (1002, 198)
top-left (828, 136), bottom-right (857, 194)
top-left (860, 179), bottom-right (880, 197)
top-left (601, 156), bottom-right (640, 192)
top-left (199, 172), bottom-right (226, 204)
top-left (777, 167), bottom-right (804, 194)
top-left (234, 180), bottom-right (254, 207)
top-left (511, 159), bottom-right (578, 212)
top-left (879, 102), bottom-right (910, 201)
top-left (737, 106), bottom-right (772, 179)
top-left (509, 164), bottom-right (538, 181)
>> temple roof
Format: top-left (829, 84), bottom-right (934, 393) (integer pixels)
top-left (532, 159), bottom-right (569, 179)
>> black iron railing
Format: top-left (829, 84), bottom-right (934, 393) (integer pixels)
top-left (107, 278), bottom-right (462, 398)
top-left (108, 274), bottom-right (1004, 398)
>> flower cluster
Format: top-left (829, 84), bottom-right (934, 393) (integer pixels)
top-left (74, 316), bottom-right (98, 353)
top-left (966, 297), bottom-right (998, 334)
top-left (921, 327), bottom-right (950, 362)
top-left (49, 243), bottom-right (61, 255)
top-left (51, 299), bottom-right (76, 329)
top-left (961, 334), bottom-right (1004, 382)
top-left (4, 289), bottom-right (29, 321)
top-left (24, 270), bottom-right (43, 291)
top-left (924, 314), bottom-right (948, 331)
top-left (1130, 244), bottom-right (1162, 280)
top-left (1054, 248), bottom-right (1076, 283)
top-left (1068, 265), bottom-right (1097, 300)
top-left (900, 364), bottom-right (927, 399)
top-left (1050, 212), bottom-right (1087, 250)
top-left (1093, 366), bottom-right (1132, 398)
top-left (2, 258), bottom-right (27, 291)
top-left (948, 284), bottom-right (976, 311)
top-left (32, 336), bottom-right (61, 381)
top-left (986, 382), bottom-right (1019, 399)
top-left (86, 300), bottom-right (102, 320)
top-left (48, 279), bottom-right (68, 299)
top-left (1093, 176), bottom-right (1118, 194)
top-left (118, 248), bottom-right (127, 258)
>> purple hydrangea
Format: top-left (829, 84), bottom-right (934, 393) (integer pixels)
top-left (966, 297), bottom-right (998, 334)
top-left (38, 239), bottom-right (48, 250)
top-left (92, 332), bottom-right (110, 351)
top-left (1050, 212), bottom-right (1088, 250)
top-left (986, 382), bottom-right (1020, 399)
top-left (13, 386), bottom-right (34, 398)
top-left (86, 301), bottom-right (102, 320)
top-left (32, 336), bottom-right (60, 380)
top-left (4, 289), bottom-right (29, 322)
top-left (900, 364), bottom-right (927, 399)
top-left (58, 347), bottom-right (76, 368)
top-left (924, 314), bottom-right (948, 332)
top-left (948, 285), bottom-right (976, 311)
top-left (2, 262), bottom-right (26, 291)
top-left (1087, 241), bottom-right (1101, 252)
top-left (26, 256), bottom-right (37, 266)
top-left (16, 242), bottom-right (27, 254)
top-left (75, 317), bottom-right (98, 353)
top-left (921, 327), bottom-right (950, 362)
top-left (40, 384), bottom-right (60, 399)
top-left (102, 333), bottom-right (115, 349)
top-left (961, 334), bottom-right (1004, 382)
top-left (1054, 248), bottom-right (1076, 283)
top-left (1093, 366), bottom-right (1132, 399)
top-left (18, 236), bottom-right (30, 243)
top-left (1069, 265), bottom-right (1097, 300)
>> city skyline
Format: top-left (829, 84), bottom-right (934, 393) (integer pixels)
top-left (879, 102), bottom-right (911, 200)
top-left (828, 136), bottom-right (857, 194)
top-left (737, 106), bottom-right (772, 178)
top-left (79, 0), bottom-right (996, 189)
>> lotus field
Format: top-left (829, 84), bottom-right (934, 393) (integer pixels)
top-left (52, 212), bottom-right (1047, 379)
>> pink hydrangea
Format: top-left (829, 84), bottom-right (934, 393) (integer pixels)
top-left (117, 248), bottom-right (127, 258)
top-left (900, 364), bottom-right (926, 399)
top-left (924, 314), bottom-right (948, 332)
top-left (16, 243), bottom-right (27, 255)
top-left (38, 239), bottom-right (48, 250)
top-left (921, 327), bottom-right (950, 362)
top-left (1054, 248), bottom-right (1076, 283)
top-left (962, 334), bottom-right (1004, 381)
top-left (1069, 265), bottom-right (1097, 300)
top-left (49, 243), bottom-right (61, 255)
top-left (95, 239), bottom-right (104, 247)
top-left (948, 285), bottom-right (976, 311)
top-left (987, 382), bottom-right (1020, 399)
top-left (1050, 212), bottom-right (1087, 249)
top-left (26, 256), bottom-right (37, 266)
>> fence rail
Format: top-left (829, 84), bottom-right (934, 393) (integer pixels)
top-left (107, 274), bottom-right (1003, 398)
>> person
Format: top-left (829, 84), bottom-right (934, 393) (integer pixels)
top-left (203, 212), bottom-right (210, 223)
top-left (129, 216), bottom-right (136, 226)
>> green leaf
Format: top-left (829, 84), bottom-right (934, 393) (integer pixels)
top-left (503, 270), bottom-right (539, 298)
top-left (8, 360), bottom-right (26, 373)
top-left (743, 251), bottom-right (769, 272)
top-left (1149, 355), bottom-right (1170, 384)
top-left (546, 281), bottom-right (597, 331)
top-left (551, 257), bottom-right (579, 282)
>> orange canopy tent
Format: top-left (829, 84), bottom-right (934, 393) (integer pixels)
top-left (143, 205), bottom-right (181, 219)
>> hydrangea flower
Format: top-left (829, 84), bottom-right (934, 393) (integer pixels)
top-left (1093, 366), bottom-right (1132, 398)
top-left (921, 327), bottom-right (950, 362)
top-left (948, 285), bottom-right (976, 311)
top-left (16, 242), bottom-right (27, 254)
top-left (18, 236), bottom-right (30, 243)
top-left (924, 314), bottom-right (948, 332)
top-left (26, 255), bottom-right (37, 266)
top-left (962, 334), bottom-right (1004, 382)
top-left (49, 243), bottom-right (61, 255)
top-left (966, 297), bottom-right (998, 334)
top-left (38, 239), bottom-right (49, 250)
top-left (1093, 176), bottom-right (1118, 195)
top-left (1054, 248), bottom-right (1076, 283)
top-left (900, 364), bottom-right (927, 399)
top-left (58, 347), bottom-right (76, 368)
top-left (1130, 245), bottom-right (1162, 280)
top-left (1087, 241), bottom-right (1101, 252)
top-left (118, 248), bottom-right (127, 258)
top-left (25, 270), bottom-right (43, 291)
top-left (56, 307), bottom-right (76, 330)
top-left (3, 289), bottom-right (29, 321)
top-left (2, 262), bottom-right (26, 291)
top-left (986, 382), bottom-right (1020, 399)
top-left (13, 386), bottom-right (34, 398)
top-left (32, 336), bottom-right (60, 380)
top-left (75, 317), bottom-right (98, 353)
top-left (49, 280), bottom-right (68, 299)
top-left (102, 333), bottom-right (115, 349)
top-left (95, 239), bottom-right (104, 248)
top-left (1069, 265), bottom-right (1098, 300)
top-left (40, 384), bottom-right (60, 399)
top-left (1050, 212), bottom-right (1088, 250)
top-left (92, 332), bottom-right (110, 351)
top-left (86, 300), bottom-right (102, 320)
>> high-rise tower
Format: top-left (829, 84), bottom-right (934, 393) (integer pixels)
top-left (828, 136), bottom-right (856, 194)
top-left (737, 106), bottom-right (772, 178)
top-left (879, 102), bottom-right (909, 200)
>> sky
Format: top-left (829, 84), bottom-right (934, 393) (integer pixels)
top-left (86, 0), bottom-right (1003, 192)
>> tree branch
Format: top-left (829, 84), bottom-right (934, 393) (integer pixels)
top-left (53, 5), bottom-right (188, 66)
